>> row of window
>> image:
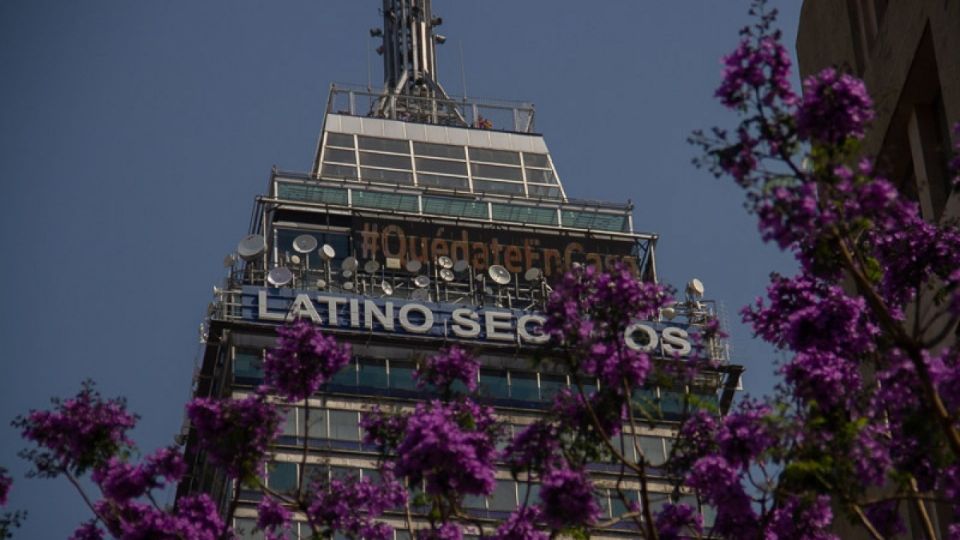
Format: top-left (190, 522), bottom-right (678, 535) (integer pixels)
top-left (235, 352), bottom-right (718, 416)
top-left (274, 181), bottom-right (629, 232)
top-left (321, 133), bottom-right (561, 198)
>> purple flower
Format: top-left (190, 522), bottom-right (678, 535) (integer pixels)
top-left (863, 500), bottom-right (905, 538)
top-left (0, 468), bottom-right (10, 507)
top-left (717, 401), bottom-right (775, 468)
top-left (257, 497), bottom-right (291, 539)
top-left (539, 466), bottom-right (600, 529)
top-left (94, 494), bottom-right (226, 540)
top-left (186, 394), bottom-right (281, 480)
top-left (492, 506), bottom-right (547, 540)
top-left (655, 503), bottom-right (703, 540)
top-left (415, 346), bottom-right (479, 393)
top-left (503, 421), bottom-right (562, 475)
top-left (68, 522), bottom-right (104, 540)
top-left (765, 495), bottom-right (837, 540)
top-left (264, 320), bottom-right (352, 402)
top-left (90, 447), bottom-right (185, 502)
top-left (796, 68), bottom-right (874, 145)
top-left (14, 381), bottom-right (137, 475)
top-left (394, 399), bottom-right (498, 497)
top-left (716, 32), bottom-right (796, 110)
top-left (685, 455), bottom-right (756, 536)
top-left (305, 474), bottom-right (405, 540)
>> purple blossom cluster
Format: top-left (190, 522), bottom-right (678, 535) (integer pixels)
top-left (90, 447), bottom-right (185, 501)
top-left (796, 68), bottom-right (874, 145)
top-left (264, 320), bottom-right (352, 402)
top-left (415, 346), bottom-right (479, 393)
top-left (14, 381), bottom-right (137, 476)
top-left (256, 498), bottom-right (292, 540)
top-left (715, 24), bottom-right (795, 110)
top-left (492, 506), bottom-right (548, 540)
top-left (417, 522), bottom-right (462, 540)
top-left (765, 496), bottom-right (836, 540)
top-left (654, 503), bottom-right (702, 540)
top-left (304, 473), bottom-right (405, 540)
top-left (186, 394), bottom-right (281, 480)
top-left (393, 399), bottom-right (498, 497)
top-left (75, 493), bottom-right (227, 540)
top-left (538, 467), bottom-right (600, 529)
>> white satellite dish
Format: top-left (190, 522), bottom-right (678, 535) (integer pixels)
top-left (343, 281), bottom-right (354, 291)
top-left (237, 235), bottom-right (266, 261)
top-left (440, 268), bottom-right (455, 282)
top-left (661, 306), bottom-right (677, 320)
top-left (342, 269), bottom-right (354, 279)
top-left (411, 289), bottom-right (430, 301)
top-left (406, 259), bottom-right (422, 273)
top-left (437, 256), bottom-right (453, 269)
top-left (488, 265), bottom-right (511, 285)
top-left (453, 259), bottom-right (469, 273)
top-left (316, 278), bottom-right (327, 289)
top-left (364, 260), bottom-right (381, 274)
top-left (290, 254), bottom-right (301, 265)
top-left (381, 281), bottom-right (394, 296)
top-left (320, 244), bottom-right (336, 260)
top-left (267, 267), bottom-right (294, 287)
top-left (342, 257), bottom-right (358, 272)
top-left (524, 267), bottom-right (543, 282)
top-left (686, 278), bottom-right (705, 298)
top-left (293, 234), bottom-right (318, 254)
top-left (414, 275), bottom-right (430, 288)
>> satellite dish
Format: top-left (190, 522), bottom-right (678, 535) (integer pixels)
top-left (343, 281), bottom-right (354, 291)
top-left (381, 281), bottom-right (394, 296)
top-left (488, 265), bottom-right (511, 285)
top-left (411, 289), bottom-right (430, 301)
top-left (342, 269), bottom-right (354, 279)
top-left (237, 235), bottom-right (266, 261)
top-left (316, 278), bottom-right (327, 289)
top-left (320, 244), bottom-right (336, 260)
top-left (437, 256), bottom-right (453, 269)
top-left (453, 259), bottom-right (469, 273)
top-left (661, 306), bottom-right (677, 321)
top-left (440, 268), bottom-right (455, 282)
top-left (406, 259), bottom-right (422, 273)
top-left (293, 234), bottom-right (318, 254)
top-left (290, 254), bottom-right (301, 265)
top-left (483, 286), bottom-right (494, 296)
top-left (267, 267), bottom-right (294, 287)
top-left (223, 253), bottom-right (237, 268)
top-left (524, 268), bottom-right (543, 282)
top-left (414, 275), bottom-right (430, 288)
top-left (686, 278), bottom-right (705, 298)
top-left (364, 260), bottom-right (381, 274)
top-left (342, 257), bottom-right (358, 271)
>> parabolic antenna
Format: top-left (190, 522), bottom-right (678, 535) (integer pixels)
top-left (440, 268), bottom-right (455, 282)
top-left (342, 256), bottom-right (358, 272)
top-left (661, 306), bottom-right (677, 320)
top-left (524, 267), bottom-right (543, 282)
top-left (453, 259), bottom-right (469, 273)
top-left (223, 253), bottom-right (237, 268)
top-left (364, 260), bottom-right (381, 274)
top-left (237, 235), bottom-right (266, 261)
top-left (320, 244), bottom-right (336, 260)
top-left (267, 267), bottom-right (294, 287)
top-left (488, 264), bottom-right (511, 285)
top-left (437, 255), bottom-right (453, 269)
top-left (406, 259), bottom-right (422, 273)
top-left (414, 275), bottom-right (430, 288)
top-left (381, 281), bottom-right (394, 296)
top-left (342, 281), bottom-right (354, 291)
top-left (290, 255), bottom-right (301, 265)
top-left (341, 269), bottom-right (354, 279)
top-left (686, 278), bottom-right (705, 298)
top-left (316, 278), bottom-right (327, 289)
top-left (411, 289), bottom-right (430, 301)
top-left (293, 234), bottom-right (318, 254)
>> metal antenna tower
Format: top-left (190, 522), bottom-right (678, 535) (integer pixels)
top-left (371, 0), bottom-right (465, 124)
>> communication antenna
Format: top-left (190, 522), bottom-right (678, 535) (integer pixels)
top-left (661, 306), bottom-right (677, 321)
top-left (406, 259), bottom-right (423, 273)
top-left (686, 278), bottom-right (705, 299)
top-left (342, 257), bottom-right (359, 272)
top-left (320, 244), bottom-right (336, 260)
top-left (414, 275), bottom-right (431, 288)
top-left (316, 278), bottom-right (328, 290)
top-left (223, 253), bottom-right (237, 268)
top-left (488, 264), bottom-right (511, 285)
top-left (237, 235), bottom-right (266, 262)
top-left (267, 267), bottom-right (294, 287)
top-left (342, 269), bottom-right (354, 279)
top-left (293, 234), bottom-right (318, 254)
top-left (524, 267), bottom-right (543, 282)
top-left (290, 255), bottom-right (302, 265)
top-left (437, 255), bottom-right (453, 269)
top-left (381, 280), bottom-right (394, 296)
top-left (411, 288), bottom-right (430, 302)
top-left (440, 268), bottom-right (455, 282)
top-left (343, 281), bottom-right (355, 291)
top-left (453, 259), bottom-right (469, 273)
top-left (364, 260), bottom-right (381, 274)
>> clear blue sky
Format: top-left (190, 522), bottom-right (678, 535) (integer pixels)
top-left (0, 2), bottom-right (800, 537)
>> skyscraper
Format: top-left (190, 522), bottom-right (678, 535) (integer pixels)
top-left (177, 2), bottom-right (740, 537)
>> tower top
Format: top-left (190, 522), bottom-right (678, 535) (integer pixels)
top-left (376, 0), bottom-right (447, 99)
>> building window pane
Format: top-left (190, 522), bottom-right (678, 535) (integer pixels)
top-left (524, 168), bottom-right (556, 184)
top-left (360, 151), bottom-right (412, 170)
top-left (358, 136), bottom-right (409, 154)
top-left (323, 148), bottom-right (357, 164)
top-left (234, 352), bottom-right (263, 381)
top-left (329, 360), bottom-right (357, 388)
top-left (416, 157), bottom-right (468, 176)
top-left (610, 489), bottom-right (638, 518)
top-left (331, 466), bottom-right (359, 480)
top-left (479, 370), bottom-right (509, 399)
top-left (471, 163), bottom-right (523, 181)
top-left (298, 408), bottom-right (327, 439)
top-left (422, 196), bottom-right (488, 218)
top-left (638, 436), bottom-right (665, 466)
top-left (417, 173), bottom-right (469, 190)
top-left (389, 362), bottom-right (418, 391)
top-left (470, 148), bottom-right (520, 165)
top-left (359, 359), bottom-right (389, 389)
top-left (518, 482), bottom-right (540, 506)
top-left (473, 179), bottom-right (524, 195)
top-left (326, 132), bottom-right (354, 148)
top-left (328, 410), bottom-right (359, 441)
top-left (359, 167), bottom-right (414, 185)
top-left (234, 518), bottom-right (264, 540)
top-left (491, 204), bottom-right (558, 225)
top-left (268, 462), bottom-right (298, 494)
top-left (659, 391), bottom-right (686, 417)
top-left (414, 142), bottom-right (465, 159)
top-left (509, 372), bottom-right (539, 401)
top-left (351, 189), bottom-right (419, 212)
top-left (320, 163), bottom-right (358, 179)
top-left (489, 480), bottom-right (517, 512)
top-left (526, 185), bottom-right (562, 199)
top-left (463, 493), bottom-right (486, 509)
top-left (523, 153), bottom-right (549, 167)
top-left (282, 407), bottom-right (297, 437)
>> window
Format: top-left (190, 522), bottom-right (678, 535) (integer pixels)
top-left (416, 157), bottom-right (467, 176)
top-left (234, 351), bottom-right (262, 381)
top-left (328, 410), bottom-right (360, 441)
top-left (359, 358), bottom-right (389, 389)
top-left (298, 408), bottom-right (327, 439)
top-left (479, 370), bottom-right (509, 399)
top-left (471, 163), bottom-right (523, 181)
top-left (389, 362), bottom-right (418, 392)
top-left (638, 436), bottom-right (666, 466)
top-left (522, 153), bottom-right (549, 168)
top-left (359, 151), bottom-right (412, 170)
top-left (524, 168), bottom-right (556, 184)
top-left (234, 518), bottom-right (264, 540)
top-left (357, 136), bottom-right (409, 154)
top-left (539, 374), bottom-right (567, 401)
top-left (414, 142), bottom-right (465, 159)
top-left (281, 407), bottom-right (297, 437)
top-left (326, 132), bottom-right (354, 148)
top-left (489, 480), bottom-right (517, 512)
top-left (473, 179), bottom-right (524, 195)
top-left (320, 163), bottom-right (358, 179)
top-left (359, 167), bottom-right (413, 185)
top-left (527, 185), bottom-right (562, 199)
top-left (323, 148), bottom-right (357, 164)
top-left (417, 174), bottom-right (469, 190)
top-left (268, 462), bottom-right (298, 494)
top-left (509, 372), bottom-right (539, 401)
top-left (470, 148), bottom-right (520, 165)
top-left (328, 360), bottom-right (357, 388)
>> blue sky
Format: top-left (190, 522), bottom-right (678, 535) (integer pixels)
top-left (0, 2), bottom-right (800, 537)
